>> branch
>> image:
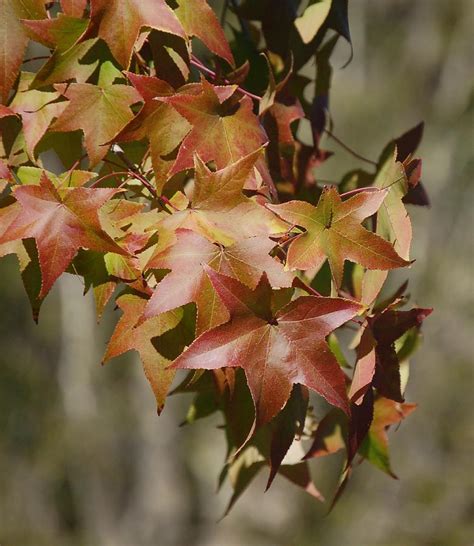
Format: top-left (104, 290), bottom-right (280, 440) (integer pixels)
top-left (324, 129), bottom-right (377, 166)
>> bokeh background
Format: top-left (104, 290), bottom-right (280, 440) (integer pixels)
top-left (1, 1), bottom-right (473, 545)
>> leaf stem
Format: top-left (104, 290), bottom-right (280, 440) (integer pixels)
top-left (190, 56), bottom-right (262, 102)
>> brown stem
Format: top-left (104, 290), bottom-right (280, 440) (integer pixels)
top-left (324, 129), bottom-right (377, 166)
top-left (190, 57), bottom-right (262, 102)
top-left (22, 55), bottom-right (50, 64)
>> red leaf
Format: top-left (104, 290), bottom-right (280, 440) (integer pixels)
top-left (145, 229), bottom-right (291, 334)
top-left (174, 0), bottom-right (234, 66)
top-left (163, 79), bottom-right (267, 176)
top-left (171, 268), bottom-right (361, 426)
top-left (86, 0), bottom-right (185, 68)
top-left (0, 173), bottom-right (127, 297)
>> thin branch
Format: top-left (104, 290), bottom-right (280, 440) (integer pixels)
top-left (324, 129), bottom-right (377, 166)
top-left (190, 56), bottom-right (262, 102)
top-left (22, 55), bottom-right (50, 64)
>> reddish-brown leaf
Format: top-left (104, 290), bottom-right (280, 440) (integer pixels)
top-left (174, 0), bottom-right (234, 66)
top-left (0, 173), bottom-right (127, 297)
top-left (87, 0), bottom-right (185, 68)
top-left (162, 79), bottom-right (267, 176)
top-left (145, 228), bottom-right (291, 334)
top-left (171, 268), bottom-right (361, 426)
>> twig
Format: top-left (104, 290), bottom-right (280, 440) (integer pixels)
top-left (324, 129), bottom-right (377, 166)
top-left (190, 56), bottom-right (262, 102)
top-left (22, 55), bottom-right (50, 64)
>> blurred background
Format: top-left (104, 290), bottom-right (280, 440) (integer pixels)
top-left (1, 1), bottom-right (473, 545)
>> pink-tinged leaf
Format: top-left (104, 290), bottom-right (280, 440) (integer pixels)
top-left (163, 79), bottom-right (267, 175)
top-left (0, 0), bottom-right (46, 103)
top-left (60, 0), bottom-right (87, 17)
top-left (103, 294), bottom-right (183, 413)
top-left (171, 268), bottom-right (361, 426)
top-left (268, 186), bottom-right (409, 286)
top-left (0, 104), bottom-right (16, 119)
top-left (86, 0), bottom-right (185, 68)
top-left (145, 229), bottom-right (291, 334)
top-left (348, 326), bottom-right (376, 404)
top-left (174, 0), bottom-right (234, 66)
top-left (0, 173), bottom-right (127, 297)
top-left (50, 82), bottom-right (142, 166)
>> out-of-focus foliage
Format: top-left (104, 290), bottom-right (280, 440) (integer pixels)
top-left (0, 0), bottom-right (472, 545)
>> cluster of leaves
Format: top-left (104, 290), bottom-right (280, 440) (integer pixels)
top-left (0, 0), bottom-right (432, 512)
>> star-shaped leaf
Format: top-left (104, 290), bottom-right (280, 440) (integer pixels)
top-left (268, 186), bottom-right (409, 286)
top-left (159, 148), bottom-right (286, 244)
top-left (50, 82), bottom-right (142, 166)
top-left (174, 0), bottom-right (234, 66)
top-left (359, 397), bottom-right (417, 478)
top-left (87, 0), bottom-right (185, 68)
top-left (0, 173), bottom-right (127, 297)
top-left (103, 293), bottom-right (184, 413)
top-left (145, 228), bottom-right (292, 334)
top-left (172, 267), bottom-right (361, 426)
top-left (163, 79), bottom-right (267, 176)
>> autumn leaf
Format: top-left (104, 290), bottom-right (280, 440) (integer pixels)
top-left (145, 228), bottom-right (292, 334)
top-left (21, 13), bottom-right (88, 53)
top-left (350, 307), bottom-right (432, 404)
top-left (162, 78), bottom-right (267, 176)
top-left (268, 186), bottom-right (410, 286)
top-left (303, 408), bottom-right (347, 460)
top-left (86, 0), bottom-right (185, 68)
top-left (0, 0), bottom-right (46, 103)
top-left (10, 72), bottom-right (67, 160)
top-left (103, 293), bottom-right (184, 413)
top-left (0, 173), bottom-right (127, 297)
top-left (295, 0), bottom-right (332, 44)
top-left (172, 267), bottom-right (361, 426)
top-left (31, 38), bottom-right (100, 89)
top-left (360, 144), bottom-right (416, 304)
top-left (50, 82), bottom-right (142, 166)
top-left (60, 0), bottom-right (87, 18)
top-left (174, 0), bottom-right (234, 66)
top-left (359, 397), bottom-right (417, 477)
top-left (158, 148), bottom-right (286, 245)
top-left (117, 73), bottom-right (191, 191)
